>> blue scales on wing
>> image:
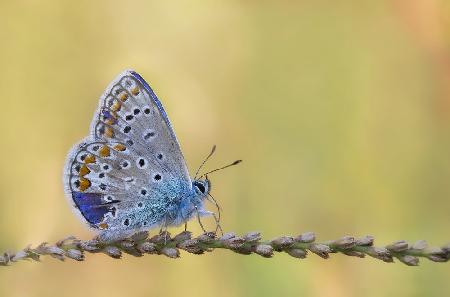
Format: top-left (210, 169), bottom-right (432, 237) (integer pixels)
top-left (64, 70), bottom-right (193, 236)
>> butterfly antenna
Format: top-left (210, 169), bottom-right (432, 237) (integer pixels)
top-left (194, 145), bottom-right (217, 180)
top-left (199, 159), bottom-right (242, 178)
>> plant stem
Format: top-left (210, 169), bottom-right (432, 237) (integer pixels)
top-left (1, 231), bottom-right (448, 266)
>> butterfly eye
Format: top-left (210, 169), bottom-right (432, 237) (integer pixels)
top-left (195, 182), bottom-right (206, 194)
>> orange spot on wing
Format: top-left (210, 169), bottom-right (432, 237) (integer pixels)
top-left (84, 154), bottom-right (96, 164)
top-left (131, 87), bottom-right (140, 96)
top-left (79, 177), bottom-right (91, 191)
top-left (99, 145), bottom-right (110, 157)
top-left (79, 165), bottom-right (90, 177)
top-left (113, 144), bottom-right (126, 151)
top-left (98, 223), bottom-right (108, 229)
top-left (119, 92), bottom-right (128, 102)
top-left (104, 127), bottom-right (114, 138)
top-left (104, 118), bottom-right (115, 125)
top-left (111, 101), bottom-right (122, 111)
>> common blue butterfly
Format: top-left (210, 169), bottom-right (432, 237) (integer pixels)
top-left (63, 70), bottom-right (228, 242)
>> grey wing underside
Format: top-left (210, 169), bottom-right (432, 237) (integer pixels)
top-left (90, 70), bottom-right (190, 182)
top-left (64, 70), bottom-right (192, 233)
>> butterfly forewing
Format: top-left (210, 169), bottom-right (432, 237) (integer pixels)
top-left (93, 72), bottom-right (190, 183)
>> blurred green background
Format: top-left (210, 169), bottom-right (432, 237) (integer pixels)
top-left (0, 0), bottom-right (449, 296)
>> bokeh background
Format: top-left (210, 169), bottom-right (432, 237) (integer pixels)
top-left (0, 1), bottom-right (449, 296)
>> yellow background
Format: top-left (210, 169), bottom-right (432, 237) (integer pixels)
top-left (0, 1), bottom-right (449, 296)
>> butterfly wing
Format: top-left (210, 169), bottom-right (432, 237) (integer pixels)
top-left (91, 70), bottom-right (190, 183)
top-left (64, 70), bottom-right (192, 233)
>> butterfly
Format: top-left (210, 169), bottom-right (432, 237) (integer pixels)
top-left (63, 70), bottom-right (230, 242)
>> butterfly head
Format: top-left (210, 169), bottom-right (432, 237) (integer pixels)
top-left (192, 179), bottom-right (211, 198)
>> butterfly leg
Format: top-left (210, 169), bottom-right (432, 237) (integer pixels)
top-left (211, 212), bottom-right (223, 236)
top-left (159, 215), bottom-right (170, 244)
top-left (194, 205), bottom-right (207, 233)
top-left (206, 193), bottom-right (222, 235)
